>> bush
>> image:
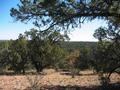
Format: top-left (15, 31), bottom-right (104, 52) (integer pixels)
top-left (26, 74), bottom-right (43, 90)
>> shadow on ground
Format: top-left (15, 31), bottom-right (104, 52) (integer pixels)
top-left (25, 83), bottom-right (120, 90)
top-left (60, 72), bottom-right (97, 76)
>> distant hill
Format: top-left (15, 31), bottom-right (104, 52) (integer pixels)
top-left (60, 41), bottom-right (97, 51)
top-left (0, 40), bottom-right (8, 42)
top-left (0, 40), bottom-right (10, 49)
top-left (0, 40), bottom-right (97, 50)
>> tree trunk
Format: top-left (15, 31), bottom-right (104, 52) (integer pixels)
top-left (107, 65), bottom-right (120, 80)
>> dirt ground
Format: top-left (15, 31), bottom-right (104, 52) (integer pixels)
top-left (0, 69), bottom-right (119, 90)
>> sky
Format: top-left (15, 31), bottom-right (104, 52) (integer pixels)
top-left (0, 0), bottom-right (107, 41)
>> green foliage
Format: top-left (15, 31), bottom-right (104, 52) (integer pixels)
top-left (93, 26), bottom-right (120, 74)
top-left (8, 35), bottom-right (29, 74)
top-left (92, 41), bottom-right (111, 73)
top-left (50, 45), bottom-right (68, 70)
top-left (0, 39), bottom-right (97, 74)
top-left (0, 41), bottom-right (10, 73)
top-left (76, 47), bottom-right (92, 70)
top-left (0, 48), bottom-right (10, 72)
top-left (0, 28), bottom-right (120, 76)
top-left (24, 28), bottom-right (69, 72)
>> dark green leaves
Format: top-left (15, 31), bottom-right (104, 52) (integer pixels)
top-left (10, 0), bottom-right (120, 30)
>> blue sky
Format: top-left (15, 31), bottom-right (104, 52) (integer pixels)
top-left (0, 0), bottom-right (107, 41)
top-left (0, 0), bottom-right (34, 40)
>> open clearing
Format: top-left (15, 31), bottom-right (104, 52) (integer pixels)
top-left (0, 69), bottom-right (119, 90)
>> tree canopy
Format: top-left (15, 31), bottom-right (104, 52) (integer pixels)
top-left (10, 0), bottom-right (120, 31)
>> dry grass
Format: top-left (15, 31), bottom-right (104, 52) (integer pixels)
top-left (0, 69), bottom-right (119, 90)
